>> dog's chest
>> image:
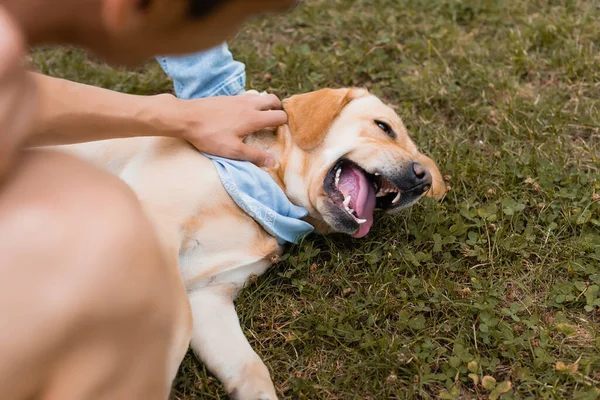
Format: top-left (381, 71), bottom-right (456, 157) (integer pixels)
top-left (178, 215), bottom-right (283, 292)
top-left (92, 138), bottom-right (285, 293)
top-left (145, 151), bottom-right (284, 291)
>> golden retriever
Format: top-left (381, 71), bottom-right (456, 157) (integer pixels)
top-left (54, 88), bottom-right (446, 399)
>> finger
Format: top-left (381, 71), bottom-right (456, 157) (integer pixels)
top-left (244, 110), bottom-right (288, 134)
top-left (254, 93), bottom-right (283, 111)
top-left (232, 143), bottom-right (275, 168)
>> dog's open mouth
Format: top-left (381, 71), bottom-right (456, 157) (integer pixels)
top-left (324, 159), bottom-right (404, 238)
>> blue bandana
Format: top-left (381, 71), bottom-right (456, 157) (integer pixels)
top-left (203, 154), bottom-right (314, 245)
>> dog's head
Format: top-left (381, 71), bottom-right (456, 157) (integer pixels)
top-left (275, 88), bottom-right (446, 238)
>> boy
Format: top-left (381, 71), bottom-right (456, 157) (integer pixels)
top-left (0, 1), bottom-right (295, 399)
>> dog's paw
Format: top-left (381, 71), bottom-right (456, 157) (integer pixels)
top-left (225, 362), bottom-right (278, 400)
top-left (229, 388), bottom-right (277, 400)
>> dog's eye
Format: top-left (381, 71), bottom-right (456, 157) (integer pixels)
top-left (375, 120), bottom-right (396, 139)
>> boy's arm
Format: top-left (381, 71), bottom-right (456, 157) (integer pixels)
top-left (29, 73), bottom-right (186, 145)
top-left (28, 73), bottom-right (284, 167)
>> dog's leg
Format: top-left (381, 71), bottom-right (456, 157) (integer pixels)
top-left (188, 284), bottom-right (278, 400)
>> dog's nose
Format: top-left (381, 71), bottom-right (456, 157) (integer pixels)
top-left (410, 162), bottom-right (432, 193)
top-left (413, 162), bottom-right (427, 180)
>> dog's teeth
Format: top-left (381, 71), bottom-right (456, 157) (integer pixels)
top-left (335, 168), bottom-right (341, 187)
top-left (343, 195), bottom-right (351, 207)
top-left (376, 190), bottom-right (386, 197)
top-left (374, 172), bottom-right (380, 176)
top-left (392, 192), bottom-right (401, 204)
top-left (356, 218), bottom-right (367, 224)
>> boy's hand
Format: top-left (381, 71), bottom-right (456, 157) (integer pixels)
top-left (178, 92), bottom-right (287, 168)
top-left (0, 7), bottom-right (37, 179)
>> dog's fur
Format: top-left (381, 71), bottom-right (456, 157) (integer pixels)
top-left (53, 88), bottom-right (445, 399)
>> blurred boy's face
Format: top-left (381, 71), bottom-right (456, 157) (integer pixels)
top-left (92, 0), bottom-right (296, 65)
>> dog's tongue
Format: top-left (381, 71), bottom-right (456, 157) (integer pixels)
top-left (337, 165), bottom-right (377, 238)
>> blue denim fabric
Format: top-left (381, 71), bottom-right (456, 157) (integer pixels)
top-left (156, 43), bottom-right (246, 99)
top-left (203, 154), bottom-right (314, 245)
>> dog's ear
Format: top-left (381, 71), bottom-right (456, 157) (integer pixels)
top-left (413, 153), bottom-right (447, 200)
top-left (283, 88), bottom-right (361, 150)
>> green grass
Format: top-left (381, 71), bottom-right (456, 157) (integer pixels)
top-left (31, 0), bottom-right (600, 398)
